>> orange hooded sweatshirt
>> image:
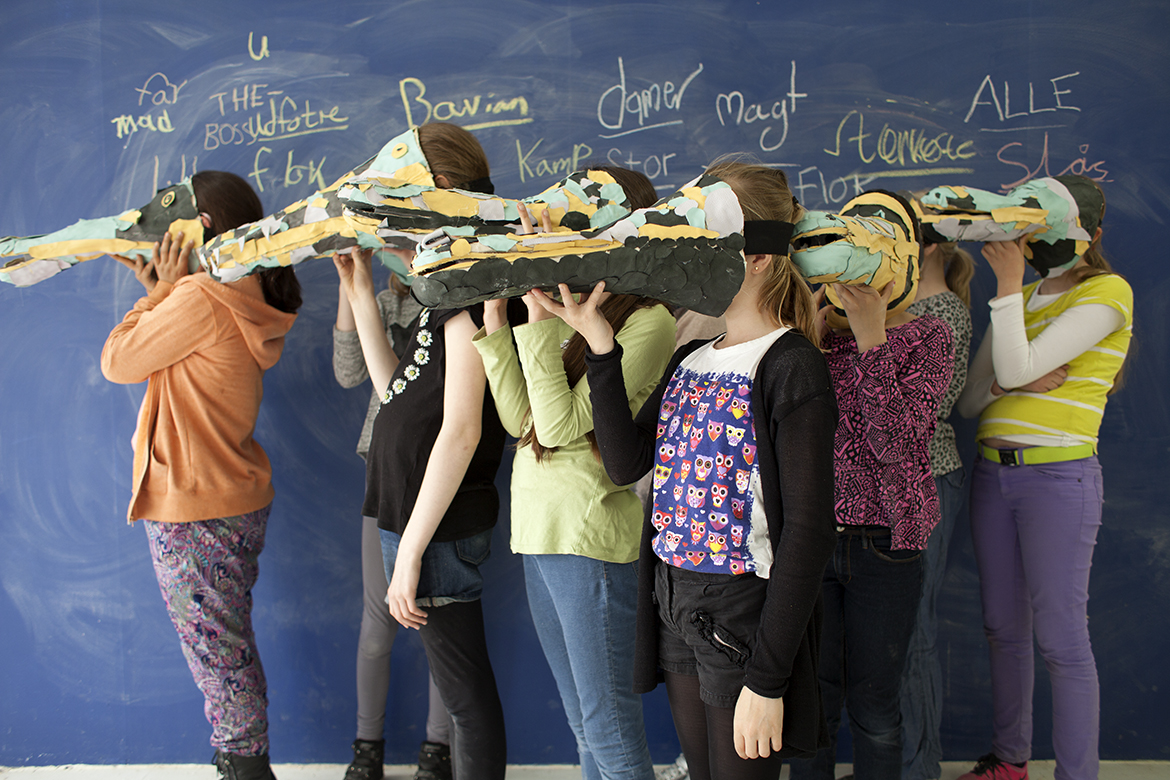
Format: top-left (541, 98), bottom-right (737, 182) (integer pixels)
top-left (101, 273), bottom-right (296, 523)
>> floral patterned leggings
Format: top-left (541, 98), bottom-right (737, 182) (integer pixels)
top-left (144, 505), bottom-right (272, 757)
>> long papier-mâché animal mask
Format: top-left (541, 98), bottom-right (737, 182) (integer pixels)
top-left (791, 190), bottom-right (921, 329)
top-left (198, 128), bottom-right (638, 283)
top-left (918, 174), bottom-right (1103, 277)
top-left (1, 180), bottom-right (205, 287)
top-left (409, 174), bottom-right (749, 317)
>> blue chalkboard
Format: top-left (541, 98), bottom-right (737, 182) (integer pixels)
top-left (1, 0), bottom-right (1167, 767)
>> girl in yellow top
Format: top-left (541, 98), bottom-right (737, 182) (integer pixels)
top-left (474, 168), bottom-right (676, 780)
top-left (956, 176), bottom-right (1132, 780)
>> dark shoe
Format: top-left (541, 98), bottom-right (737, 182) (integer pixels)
top-left (213, 749), bottom-right (277, 780)
top-left (345, 738), bottom-right (385, 780)
top-left (415, 740), bottom-right (452, 780)
top-left (957, 753), bottom-right (1029, 780)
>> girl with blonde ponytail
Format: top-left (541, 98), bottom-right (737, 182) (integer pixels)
top-left (532, 161), bottom-right (839, 779)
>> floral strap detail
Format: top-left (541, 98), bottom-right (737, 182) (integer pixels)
top-left (381, 309), bottom-right (432, 404)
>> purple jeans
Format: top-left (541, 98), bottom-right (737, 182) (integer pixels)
top-left (144, 505), bottom-right (272, 756)
top-left (970, 455), bottom-right (1103, 780)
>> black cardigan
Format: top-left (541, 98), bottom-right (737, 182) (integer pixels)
top-left (585, 330), bottom-right (838, 758)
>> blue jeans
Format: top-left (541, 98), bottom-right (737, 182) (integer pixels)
top-left (381, 528), bottom-right (507, 779)
top-left (789, 528), bottom-right (924, 780)
top-left (901, 468), bottom-right (965, 780)
top-left (524, 554), bottom-right (655, 780)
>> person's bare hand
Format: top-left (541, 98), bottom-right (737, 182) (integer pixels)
top-left (1019, 364), bottom-right (1069, 393)
top-left (834, 281), bottom-right (893, 351)
top-left (153, 232), bottom-right (194, 285)
top-left (333, 247), bottom-right (376, 302)
top-left (528, 282), bottom-right (614, 355)
top-left (386, 553), bottom-right (427, 630)
top-left (733, 687), bottom-right (784, 760)
top-left (112, 253), bottom-right (158, 293)
top-left (981, 236), bottom-right (1029, 299)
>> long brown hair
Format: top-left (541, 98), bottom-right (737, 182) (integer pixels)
top-left (192, 170), bottom-right (302, 313)
top-left (518, 167), bottom-right (663, 462)
top-left (417, 122), bottom-right (490, 190)
top-left (704, 160), bottom-right (818, 345)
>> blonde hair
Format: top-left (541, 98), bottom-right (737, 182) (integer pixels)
top-left (704, 160), bottom-right (819, 345)
top-left (417, 122), bottom-right (490, 189)
top-left (937, 241), bottom-right (975, 307)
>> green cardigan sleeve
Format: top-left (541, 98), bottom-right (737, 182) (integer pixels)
top-left (473, 323), bottom-right (531, 438)
top-left (514, 306), bottom-right (676, 449)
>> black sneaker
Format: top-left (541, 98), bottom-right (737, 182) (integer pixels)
top-left (213, 749), bottom-right (277, 780)
top-left (345, 738), bottom-right (385, 780)
top-left (415, 740), bottom-right (452, 780)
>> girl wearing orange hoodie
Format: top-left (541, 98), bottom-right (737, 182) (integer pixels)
top-left (101, 171), bottom-right (301, 780)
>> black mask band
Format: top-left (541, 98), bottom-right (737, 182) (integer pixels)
top-left (743, 221), bottom-right (796, 256)
top-left (466, 176), bottom-right (495, 195)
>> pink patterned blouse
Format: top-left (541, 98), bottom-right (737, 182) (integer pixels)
top-left (825, 315), bottom-right (954, 550)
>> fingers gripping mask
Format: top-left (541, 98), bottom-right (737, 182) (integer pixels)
top-left (1, 180), bottom-right (204, 287)
top-left (918, 175), bottom-right (1103, 278)
top-left (790, 190), bottom-right (921, 329)
top-left (410, 173), bottom-right (752, 317)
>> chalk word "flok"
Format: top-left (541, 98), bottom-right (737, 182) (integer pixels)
top-left (248, 147), bottom-right (328, 194)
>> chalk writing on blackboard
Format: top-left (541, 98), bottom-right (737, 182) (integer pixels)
top-left (111, 72), bottom-right (189, 143)
top-left (603, 146), bottom-right (679, 183)
top-left (596, 58), bottom-right (704, 138)
top-left (824, 111), bottom-right (977, 168)
top-left (248, 31), bottom-right (270, 61)
top-left (247, 147), bottom-right (328, 193)
top-left (715, 61), bottom-right (806, 152)
top-left (205, 85), bottom-right (348, 148)
top-left (996, 136), bottom-right (1109, 189)
top-left (516, 139), bottom-right (595, 183)
top-left (399, 77), bottom-right (533, 131)
top-left (964, 71), bottom-right (1082, 124)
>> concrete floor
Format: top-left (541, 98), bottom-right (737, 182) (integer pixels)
top-left (1, 762), bottom-right (1167, 779)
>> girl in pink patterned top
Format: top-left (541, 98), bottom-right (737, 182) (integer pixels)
top-left (789, 276), bottom-right (953, 780)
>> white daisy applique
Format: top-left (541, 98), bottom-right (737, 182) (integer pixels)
top-left (379, 310), bottom-right (434, 404)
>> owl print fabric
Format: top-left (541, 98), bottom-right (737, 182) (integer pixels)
top-left (650, 329), bottom-right (790, 576)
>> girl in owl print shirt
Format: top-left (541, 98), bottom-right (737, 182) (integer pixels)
top-left (533, 161), bottom-right (838, 780)
top-left (651, 359), bottom-right (767, 577)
